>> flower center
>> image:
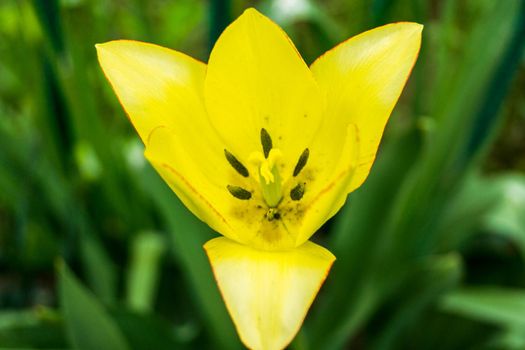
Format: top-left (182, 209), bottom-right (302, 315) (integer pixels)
top-left (224, 128), bottom-right (310, 215)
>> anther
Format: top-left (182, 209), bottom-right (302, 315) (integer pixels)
top-left (260, 128), bottom-right (272, 158)
top-left (293, 148), bottom-right (309, 177)
top-left (227, 185), bottom-right (252, 200)
top-left (224, 149), bottom-right (249, 177)
top-left (290, 183), bottom-right (305, 201)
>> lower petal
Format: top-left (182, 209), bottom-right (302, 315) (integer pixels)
top-left (204, 237), bottom-right (335, 350)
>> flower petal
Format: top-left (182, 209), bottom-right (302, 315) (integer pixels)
top-left (310, 22), bottom-right (422, 193)
top-left (205, 8), bottom-right (324, 179)
top-left (204, 237), bottom-right (335, 350)
top-left (98, 40), bottom-right (242, 239)
top-left (96, 40), bottom-right (213, 146)
top-left (144, 126), bottom-right (243, 242)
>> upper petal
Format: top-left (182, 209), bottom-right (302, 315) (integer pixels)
top-left (310, 22), bottom-right (422, 193)
top-left (205, 8), bottom-right (324, 179)
top-left (97, 40), bottom-right (238, 239)
top-left (96, 40), bottom-right (211, 145)
top-left (204, 237), bottom-right (335, 350)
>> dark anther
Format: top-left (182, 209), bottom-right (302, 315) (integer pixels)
top-left (266, 208), bottom-right (281, 221)
top-left (260, 128), bottom-right (272, 158)
top-left (290, 183), bottom-right (305, 201)
top-left (224, 149), bottom-right (249, 177)
top-left (293, 148), bottom-right (309, 177)
top-left (227, 185), bottom-right (252, 200)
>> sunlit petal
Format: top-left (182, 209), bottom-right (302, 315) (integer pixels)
top-left (310, 22), bottom-right (422, 193)
top-left (205, 8), bottom-right (324, 180)
top-left (96, 40), bottom-right (216, 147)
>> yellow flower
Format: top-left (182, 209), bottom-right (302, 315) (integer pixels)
top-left (96, 8), bottom-right (421, 350)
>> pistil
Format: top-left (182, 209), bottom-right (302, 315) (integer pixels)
top-left (249, 148), bottom-right (283, 207)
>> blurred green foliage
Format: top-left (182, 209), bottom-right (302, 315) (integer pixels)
top-left (0, 0), bottom-right (524, 349)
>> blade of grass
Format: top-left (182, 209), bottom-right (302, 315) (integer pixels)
top-left (79, 229), bottom-right (118, 305)
top-left (372, 253), bottom-right (462, 349)
top-left (440, 287), bottom-right (525, 329)
top-left (209, 0), bottom-right (231, 53)
top-left (30, 0), bottom-right (64, 54)
top-left (59, 261), bottom-right (130, 350)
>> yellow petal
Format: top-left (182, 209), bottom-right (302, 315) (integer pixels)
top-left (205, 8), bottom-right (324, 179)
top-left (96, 40), bottom-right (212, 145)
top-left (310, 22), bottom-right (422, 193)
top-left (204, 237), bottom-right (335, 350)
top-left (144, 126), bottom-right (242, 242)
top-left (97, 40), bottom-right (242, 240)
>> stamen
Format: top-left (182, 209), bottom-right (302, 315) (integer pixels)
top-left (224, 149), bottom-right (249, 177)
top-left (293, 148), bottom-right (309, 177)
top-left (227, 185), bottom-right (252, 200)
top-left (290, 183), bottom-right (305, 201)
top-left (260, 128), bottom-right (272, 158)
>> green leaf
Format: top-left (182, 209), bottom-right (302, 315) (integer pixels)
top-left (489, 327), bottom-right (525, 350)
top-left (438, 173), bottom-right (525, 254)
top-left (209, 0), bottom-right (231, 53)
top-left (30, 0), bottom-right (65, 54)
top-left (112, 310), bottom-right (188, 350)
top-left (0, 309), bottom-right (66, 348)
top-left (372, 253), bottom-right (463, 349)
top-left (59, 262), bottom-right (130, 350)
top-left (440, 287), bottom-right (525, 329)
top-left (483, 175), bottom-right (525, 252)
top-left (80, 231), bottom-right (118, 305)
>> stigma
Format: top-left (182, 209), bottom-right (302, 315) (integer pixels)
top-left (249, 148), bottom-right (283, 207)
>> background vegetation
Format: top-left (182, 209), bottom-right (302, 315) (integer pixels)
top-left (1, 0), bottom-right (524, 349)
